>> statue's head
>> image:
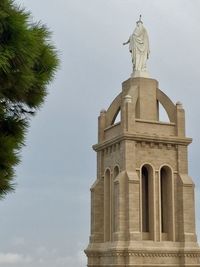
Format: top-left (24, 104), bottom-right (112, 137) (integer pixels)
top-left (136, 21), bottom-right (143, 32)
top-left (136, 21), bottom-right (143, 27)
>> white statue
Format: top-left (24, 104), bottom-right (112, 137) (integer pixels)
top-left (123, 16), bottom-right (150, 76)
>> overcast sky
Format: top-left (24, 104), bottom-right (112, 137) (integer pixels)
top-left (0, 0), bottom-right (200, 266)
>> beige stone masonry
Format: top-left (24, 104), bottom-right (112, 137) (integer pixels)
top-left (85, 77), bottom-right (200, 266)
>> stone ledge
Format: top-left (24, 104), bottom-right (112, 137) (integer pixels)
top-left (93, 133), bottom-right (192, 152)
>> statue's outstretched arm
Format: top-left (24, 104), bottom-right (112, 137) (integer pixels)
top-left (123, 38), bottom-right (130, 45)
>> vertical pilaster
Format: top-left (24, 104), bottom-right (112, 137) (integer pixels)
top-left (116, 171), bottom-right (127, 240)
top-left (121, 94), bottom-right (135, 133)
top-left (127, 171), bottom-right (140, 240)
top-left (136, 78), bottom-right (158, 120)
top-left (156, 170), bottom-right (161, 241)
top-left (98, 110), bottom-right (106, 142)
top-left (177, 145), bottom-right (188, 174)
top-left (176, 102), bottom-right (185, 137)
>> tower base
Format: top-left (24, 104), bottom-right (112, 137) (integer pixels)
top-left (131, 70), bottom-right (150, 78)
top-left (85, 242), bottom-right (200, 267)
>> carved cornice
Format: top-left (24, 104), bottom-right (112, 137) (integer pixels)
top-left (93, 133), bottom-right (192, 152)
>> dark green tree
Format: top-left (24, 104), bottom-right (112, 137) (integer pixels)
top-left (0, 0), bottom-right (59, 198)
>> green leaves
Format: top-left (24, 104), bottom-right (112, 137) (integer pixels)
top-left (0, 0), bottom-right (59, 198)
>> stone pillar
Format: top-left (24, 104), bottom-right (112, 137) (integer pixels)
top-left (135, 78), bottom-right (158, 120)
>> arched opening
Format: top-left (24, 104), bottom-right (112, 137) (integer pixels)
top-left (114, 165), bottom-right (119, 178)
top-left (157, 88), bottom-right (176, 123)
top-left (104, 169), bottom-right (111, 241)
top-left (142, 166), bottom-right (149, 232)
top-left (158, 101), bottom-right (170, 123)
top-left (111, 107), bottom-right (121, 125)
top-left (113, 166), bottom-right (120, 233)
top-left (160, 166), bottom-right (173, 240)
top-left (141, 164), bottom-right (154, 240)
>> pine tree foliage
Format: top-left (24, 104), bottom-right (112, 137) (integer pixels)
top-left (0, 0), bottom-right (59, 198)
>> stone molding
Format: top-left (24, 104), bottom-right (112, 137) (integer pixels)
top-left (85, 249), bottom-right (200, 258)
top-left (93, 133), bottom-right (192, 152)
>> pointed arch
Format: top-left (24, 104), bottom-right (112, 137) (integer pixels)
top-left (141, 166), bottom-right (150, 232)
top-left (157, 89), bottom-right (176, 123)
top-left (105, 93), bottom-right (122, 127)
top-left (113, 165), bottom-right (120, 179)
top-left (158, 101), bottom-right (170, 122)
top-left (111, 107), bottom-right (121, 125)
top-left (159, 165), bottom-right (174, 241)
top-left (141, 163), bottom-right (154, 238)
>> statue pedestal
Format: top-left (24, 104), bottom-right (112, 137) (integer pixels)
top-left (131, 70), bottom-right (150, 78)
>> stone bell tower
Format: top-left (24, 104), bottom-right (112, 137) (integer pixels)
top-left (85, 19), bottom-right (200, 266)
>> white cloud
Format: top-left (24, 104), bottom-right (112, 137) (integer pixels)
top-left (55, 250), bottom-right (86, 267)
top-left (0, 253), bottom-right (32, 265)
top-left (35, 246), bottom-right (49, 256)
top-left (12, 237), bottom-right (25, 246)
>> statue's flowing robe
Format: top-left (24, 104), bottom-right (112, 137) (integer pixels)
top-left (129, 24), bottom-right (150, 71)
